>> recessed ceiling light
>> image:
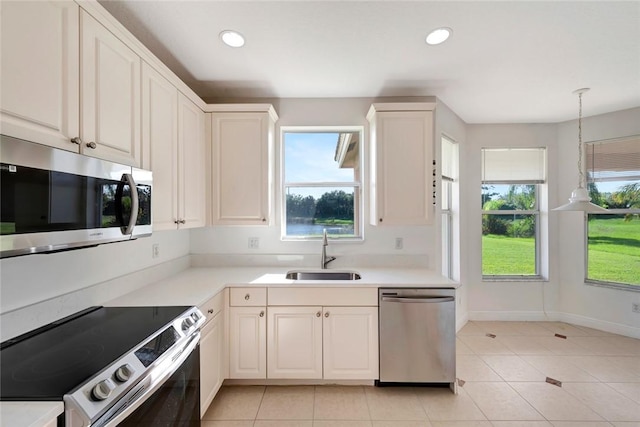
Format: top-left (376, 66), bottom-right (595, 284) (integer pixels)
top-left (426, 27), bottom-right (452, 45)
top-left (220, 30), bottom-right (245, 48)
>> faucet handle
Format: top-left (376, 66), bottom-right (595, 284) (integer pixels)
top-left (322, 228), bottom-right (328, 245)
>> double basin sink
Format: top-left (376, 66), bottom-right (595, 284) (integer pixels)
top-left (285, 270), bottom-right (361, 281)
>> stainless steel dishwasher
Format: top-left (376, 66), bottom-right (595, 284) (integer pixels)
top-left (377, 288), bottom-right (456, 386)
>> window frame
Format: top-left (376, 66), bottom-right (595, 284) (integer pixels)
top-left (280, 126), bottom-right (364, 241)
top-left (480, 147), bottom-right (546, 281)
top-left (441, 135), bottom-right (458, 279)
top-left (584, 135), bottom-right (640, 290)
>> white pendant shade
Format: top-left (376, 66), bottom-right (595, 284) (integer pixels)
top-left (553, 186), bottom-right (608, 212)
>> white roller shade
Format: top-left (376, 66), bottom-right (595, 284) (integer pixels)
top-left (481, 148), bottom-right (546, 184)
top-left (441, 136), bottom-right (457, 181)
top-left (587, 136), bottom-right (640, 182)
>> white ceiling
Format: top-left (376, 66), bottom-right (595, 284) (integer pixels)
top-left (98, 0), bottom-right (640, 124)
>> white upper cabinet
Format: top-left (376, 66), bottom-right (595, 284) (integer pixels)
top-left (178, 93), bottom-right (206, 229)
top-left (210, 106), bottom-right (278, 225)
top-left (142, 62), bottom-right (178, 230)
top-left (81, 10), bottom-right (141, 166)
top-left (143, 63), bottom-right (205, 230)
top-left (0, 1), bottom-right (80, 150)
top-left (367, 103), bottom-right (435, 225)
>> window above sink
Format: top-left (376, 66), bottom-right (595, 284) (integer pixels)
top-left (281, 127), bottom-right (363, 241)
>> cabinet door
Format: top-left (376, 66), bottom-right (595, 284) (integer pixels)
top-left (0, 1), bottom-right (79, 151)
top-left (81, 10), bottom-right (141, 166)
top-left (200, 312), bottom-right (224, 417)
top-left (373, 110), bottom-right (434, 225)
top-left (267, 306), bottom-right (323, 379)
top-left (211, 112), bottom-right (271, 225)
top-left (323, 306), bottom-right (378, 380)
top-left (141, 62), bottom-right (178, 230)
top-left (178, 93), bottom-right (206, 229)
top-left (229, 307), bottom-right (266, 379)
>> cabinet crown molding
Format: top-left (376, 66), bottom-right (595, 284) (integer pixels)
top-left (367, 102), bottom-right (436, 120)
top-left (205, 103), bottom-right (278, 121)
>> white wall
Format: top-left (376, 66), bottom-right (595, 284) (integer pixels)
top-left (464, 123), bottom-right (561, 320)
top-left (191, 97), bottom-right (440, 268)
top-left (0, 229), bottom-right (190, 339)
top-left (556, 107), bottom-right (640, 336)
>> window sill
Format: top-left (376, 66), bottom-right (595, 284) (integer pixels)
top-left (482, 275), bottom-right (547, 283)
top-left (585, 279), bottom-right (640, 293)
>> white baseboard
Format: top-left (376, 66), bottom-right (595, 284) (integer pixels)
top-left (468, 311), bottom-right (561, 322)
top-left (558, 312), bottom-right (640, 339)
top-left (467, 310), bottom-right (639, 339)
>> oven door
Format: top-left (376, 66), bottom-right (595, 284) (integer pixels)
top-left (91, 337), bottom-right (200, 427)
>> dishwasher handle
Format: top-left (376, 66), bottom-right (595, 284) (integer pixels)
top-left (381, 296), bottom-right (454, 303)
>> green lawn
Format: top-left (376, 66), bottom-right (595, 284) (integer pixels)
top-left (482, 218), bottom-right (640, 286)
top-left (588, 218), bottom-right (640, 285)
top-left (482, 234), bottom-right (536, 275)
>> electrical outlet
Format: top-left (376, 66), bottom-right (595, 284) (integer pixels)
top-left (395, 237), bottom-right (403, 250)
top-left (248, 237), bottom-right (259, 249)
top-left (633, 303), bottom-right (640, 313)
top-left (152, 243), bottom-right (160, 259)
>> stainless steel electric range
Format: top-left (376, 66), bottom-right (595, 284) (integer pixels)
top-left (0, 305), bottom-right (205, 427)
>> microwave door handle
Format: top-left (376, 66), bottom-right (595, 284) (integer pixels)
top-left (121, 173), bottom-right (139, 235)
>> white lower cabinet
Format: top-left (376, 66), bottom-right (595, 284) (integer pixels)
top-left (266, 305), bottom-right (378, 380)
top-left (199, 291), bottom-right (226, 416)
top-left (267, 307), bottom-right (323, 379)
top-left (200, 310), bottom-right (223, 416)
top-left (229, 306), bottom-right (266, 379)
top-left (323, 306), bottom-right (378, 380)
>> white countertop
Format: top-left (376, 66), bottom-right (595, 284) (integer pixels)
top-left (0, 402), bottom-right (63, 427)
top-left (105, 266), bottom-right (459, 307)
top-left (3, 266), bottom-right (455, 426)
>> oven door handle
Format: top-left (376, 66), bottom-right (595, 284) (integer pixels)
top-left (93, 332), bottom-right (200, 427)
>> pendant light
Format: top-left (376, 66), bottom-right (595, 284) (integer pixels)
top-left (553, 88), bottom-right (608, 213)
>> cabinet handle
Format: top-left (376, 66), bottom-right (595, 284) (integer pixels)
top-left (259, 311), bottom-right (264, 317)
top-left (86, 141), bottom-right (97, 149)
top-left (207, 309), bottom-right (214, 314)
top-left (70, 137), bottom-right (82, 145)
top-left (245, 294), bottom-right (250, 300)
top-left (324, 312), bottom-right (330, 318)
top-left (316, 311), bottom-right (321, 317)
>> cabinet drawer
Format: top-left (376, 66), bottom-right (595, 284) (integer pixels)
top-left (199, 290), bottom-right (225, 323)
top-left (230, 287), bottom-right (267, 306)
top-left (268, 287), bottom-right (378, 306)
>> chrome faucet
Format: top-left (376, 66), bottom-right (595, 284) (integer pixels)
top-left (321, 229), bottom-right (336, 269)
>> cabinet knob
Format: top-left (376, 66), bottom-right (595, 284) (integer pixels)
top-left (261, 218), bottom-right (266, 222)
top-left (174, 219), bottom-right (180, 224)
top-left (86, 141), bottom-right (97, 149)
top-left (379, 218), bottom-right (383, 223)
top-left (179, 219), bottom-right (186, 224)
top-left (259, 311), bottom-right (264, 317)
top-left (324, 312), bottom-right (330, 318)
top-left (245, 294), bottom-right (250, 300)
top-left (207, 309), bottom-right (214, 314)
top-left (316, 311), bottom-right (321, 317)
top-left (70, 137), bottom-right (82, 145)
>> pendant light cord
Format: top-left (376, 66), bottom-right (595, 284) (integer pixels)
top-left (577, 91), bottom-right (585, 189)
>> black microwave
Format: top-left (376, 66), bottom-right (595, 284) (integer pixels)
top-left (0, 135), bottom-right (152, 258)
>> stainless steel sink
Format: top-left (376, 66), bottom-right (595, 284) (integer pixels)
top-left (285, 270), bottom-right (361, 280)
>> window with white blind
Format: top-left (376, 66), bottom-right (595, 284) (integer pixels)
top-left (441, 136), bottom-right (458, 279)
top-left (481, 147), bottom-right (546, 279)
top-left (585, 135), bottom-right (640, 288)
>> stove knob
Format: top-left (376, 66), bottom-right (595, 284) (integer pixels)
top-left (91, 379), bottom-right (114, 401)
top-left (114, 364), bottom-right (134, 383)
top-left (182, 317), bottom-right (195, 331)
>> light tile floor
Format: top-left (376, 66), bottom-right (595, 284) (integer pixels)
top-left (201, 321), bottom-right (640, 427)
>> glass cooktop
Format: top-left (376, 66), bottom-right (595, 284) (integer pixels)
top-left (0, 306), bottom-right (191, 401)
